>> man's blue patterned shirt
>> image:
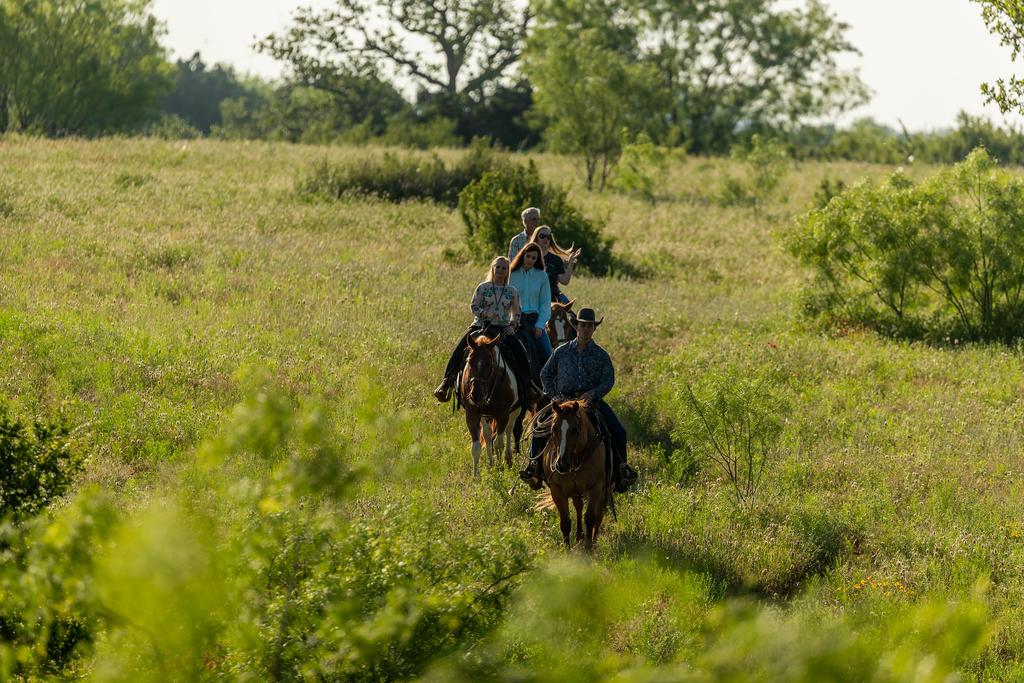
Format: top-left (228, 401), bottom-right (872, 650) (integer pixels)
top-left (540, 339), bottom-right (615, 400)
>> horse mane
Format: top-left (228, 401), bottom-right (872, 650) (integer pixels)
top-left (470, 334), bottom-right (498, 347)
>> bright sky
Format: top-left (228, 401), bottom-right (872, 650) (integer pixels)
top-left (150, 0), bottom-right (1024, 131)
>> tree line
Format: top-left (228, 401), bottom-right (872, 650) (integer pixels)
top-left (6, 0), bottom-right (1024, 181)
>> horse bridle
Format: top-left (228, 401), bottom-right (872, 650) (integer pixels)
top-left (549, 406), bottom-right (599, 475)
top-left (463, 339), bottom-right (506, 408)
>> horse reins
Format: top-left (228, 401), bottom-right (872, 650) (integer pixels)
top-left (464, 334), bottom-right (514, 409)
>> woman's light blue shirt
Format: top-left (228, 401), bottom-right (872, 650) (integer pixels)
top-left (510, 267), bottom-right (551, 329)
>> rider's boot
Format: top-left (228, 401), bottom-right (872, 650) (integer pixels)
top-left (432, 374), bottom-right (454, 403)
top-left (518, 457), bottom-right (544, 490)
top-left (614, 462), bottom-right (638, 493)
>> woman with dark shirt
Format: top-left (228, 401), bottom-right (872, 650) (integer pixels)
top-left (531, 226), bottom-right (580, 302)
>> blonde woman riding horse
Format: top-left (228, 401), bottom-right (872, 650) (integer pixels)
top-left (434, 257), bottom-right (531, 404)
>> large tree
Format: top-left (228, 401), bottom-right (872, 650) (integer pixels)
top-left (0, 0), bottom-right (171, 136)
top-left (257, 0), bottom-right (531, 103)
top-left (636, 0), bottom-right (868, 154)
top-left (159, 53), bottom-right (256, 134)
top-left (525, 3), bottom-right (665, 189)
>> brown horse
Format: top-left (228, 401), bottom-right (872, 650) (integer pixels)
top-left (546, 298), bottom-right (577, 349)
top-left (543, 400), bottom-right (608, 552)
top-left (460, 333), bottom-right (525, 478)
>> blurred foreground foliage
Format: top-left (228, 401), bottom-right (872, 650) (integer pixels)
top-left (0, 379), bottom-right (1004, 681)
top-left (0, 382), bottom-right (532, 680)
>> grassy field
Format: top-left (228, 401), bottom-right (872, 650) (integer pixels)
top-left (2, 136), bottom-right (1023, 680)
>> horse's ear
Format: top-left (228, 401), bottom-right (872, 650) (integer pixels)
top-left (552, 402), bottom-right (564, 415)
top-left (467, 335), bottom-right (478, 349)
top-left (567, 298), bottom-right (576, 309)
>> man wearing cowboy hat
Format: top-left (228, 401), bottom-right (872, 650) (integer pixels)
top-left (519, 307), bottom-right (639, 492)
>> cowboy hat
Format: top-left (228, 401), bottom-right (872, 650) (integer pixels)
top-left (570, 307), bottom-right (603, 328)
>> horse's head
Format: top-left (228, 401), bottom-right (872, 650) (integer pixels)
top-left (550, 298), bottom-right (576, 315)
top-left (548, 299), bottom-right (577, 345)
top-left (463, 334), bottom-right (501, 406)
top-left (548, 400), bottom-right (591, 474)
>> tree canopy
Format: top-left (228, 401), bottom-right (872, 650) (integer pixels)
top-left (974, 0), bottom-right (1024, 113)
top-left (635, 0), bottom-right (868, 153)
top-left (0, 0), bottom-right (171, 136)
top-left (159, 53), bottom-right (256, 134)
top-left (256, 0), bottom-right (531, 102)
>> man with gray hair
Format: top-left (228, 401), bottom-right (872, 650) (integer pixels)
top-left (508, 207), bottom-right (541, 261)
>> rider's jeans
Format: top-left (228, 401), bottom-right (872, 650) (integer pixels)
top-left (533, 327), bottom-right (553, 366)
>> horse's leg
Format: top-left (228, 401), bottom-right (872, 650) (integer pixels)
top-left (492, 410), bottom-right (508, 464)
top-left (503, 418), bottom-right (516, 466)
top-left (512, 405), bottom-right (526, 455)
top-left (499, 410), bottom-right (516, 467)
top-left (572, 496), bottom-right (584, 542)
top-left (481, 417), bottom-right (494, 467)
top-left (466, 410), bottom-right (482, 479)
top-left (586, 454), bottom-right (609, 553)
top-left (551, 486), bottom-right (573, 550)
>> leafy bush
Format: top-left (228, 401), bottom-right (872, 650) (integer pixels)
top-left (788, 147), bottom-right (1024, 342)
top-left (610, 132), bottom-right (676, 202)
top-left (459, 161), bottom-right (614, 274)
top-left (0, 403), bottom-right (84, 520)
top-left (718, 135), bottom-right (790, 210)
top-left (674, 367), bottom-right (790, 506)
top-left (143, 114), bottom-right (202, 140)
top-left (377, 111), bottom-right (461, 150)
top-left (298, 140), bottom-right (496, 207)
top-left (812, 176), bottom-right (847, 210)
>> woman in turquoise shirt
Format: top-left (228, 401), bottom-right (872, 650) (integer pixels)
top-left (509, 242), bottom-right (553, 366)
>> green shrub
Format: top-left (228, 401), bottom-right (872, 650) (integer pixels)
top-left (812, 176), bottom-right (847, 209)
top-left (378, 111), bottom-right (461, 150)
top-left (144, 114), bottom-right (202, 141)
top-left (673, 366), bottom-right (790, 506)
top-left (788, 147), bottom-right (1024, 342)
top-left (297, 140), bottom-right (496, 207)
top-left (610, 132), bottom-right (675, 202)
top-left (0, 493), bottom-right (117, 679)
top-left (459, 161), bottom-right (614, 274)
top-left (718, 134), bottom-right (790, 210)
top-left (0, 403), bottom-right (84, 520)
top-left (431, 559), bottom-right (992, 682)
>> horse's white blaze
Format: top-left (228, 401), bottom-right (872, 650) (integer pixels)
top-left (558, 419), bottom-right (569, 462)
top-left (555, 318), bottom-right (565, 344)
